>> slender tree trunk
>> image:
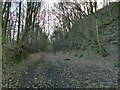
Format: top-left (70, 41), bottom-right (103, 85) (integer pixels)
top-left (20, 2), bottom-right (33, 45)
top-left (93, 13), bottom-right (108, 57)
top-left (20, 2), bottom-right (30, 45)
top-left (0, 2), bottom-right (2, 89)
top-left (17, 2), bottom-right (21, 43)
top-left (94, 1), bottom-right (97, 12)
top-left (2, 2), bottom-right (11, 44)
top-left (89, 1), bottom-right (107, 55)
top-left (95, 16), bottom-right (100, 46)
top-left (8, 20), bottom-right (13, 43)
top-left (31, 9), bottom-right (38, 44)
top-left (12, 18), bottom-right (17, 42)
top-left (2, 2), bottom-right (7, 28)
top-left (103, 0), bottom-right (106, 7)
top-left (21, 16), bottom-right (24, 33)
top-left (90, 2), bottom-right (93, 13)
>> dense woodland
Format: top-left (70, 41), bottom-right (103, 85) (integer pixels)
top-left (2, 0), bottom-right (118, 62)
top-left (0, 0), bottom-right (120, 88)
top-left (1, 0), bottom-right (119, 88)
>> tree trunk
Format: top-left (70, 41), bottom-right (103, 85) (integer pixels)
top-left (20, 2), bottom-right (33, 46)
top-left (93, 13), bottom-right (108, 57)
top-left (30, 8), bottom-right (38, 44)
top-left (12, 16), bottom-right (17, 42)
top-left (17, 2), bottom-right (21, 43)
top-left (94, 1), bottom-right (97, 12)
top-left (0, 2), bottom-right (2, 89)
top-left (2, 2), bottom-right (11, 44)
top-left (2, 2), bottom-right (7, 28)
top-left (90, 2), bottom-right (93, 13)
top-left (8, 19), bottom-right (13, 43)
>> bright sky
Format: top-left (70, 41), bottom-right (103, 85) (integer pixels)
top-left (44, 0), bottom-right (118, 9)
top-left (9, 0), bottom-right (119, 39)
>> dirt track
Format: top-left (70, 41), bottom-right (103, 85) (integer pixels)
top-left (7, 51), bottom-right (117, 88)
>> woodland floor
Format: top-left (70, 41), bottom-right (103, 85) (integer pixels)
top-left (2, 43), bottom-right (118, 88)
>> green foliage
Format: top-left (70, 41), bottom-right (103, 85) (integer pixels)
top-left (95, 45), bottom-right (101, 53)
top-left (3, 44), bottom-right (29, 63)
top-left (113, 61), bottom-right (120, 67)
top-left (52, 41), bottom-right (61, 52)
top-left (47, 44), bottom-right (52, 52)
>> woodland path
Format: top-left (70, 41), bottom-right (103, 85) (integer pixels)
top-left (8, 51), bottom-right (118, 88)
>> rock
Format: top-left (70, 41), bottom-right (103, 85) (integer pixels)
top-left (78, 54), bottom-right (83, 58)
top-left (112, 40), bottom-right (117, 44)
top-left (64, 58), bottom-right (70, 61)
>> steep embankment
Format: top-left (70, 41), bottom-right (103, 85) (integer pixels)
top-left (54, 3), bottom-right (119, 53)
